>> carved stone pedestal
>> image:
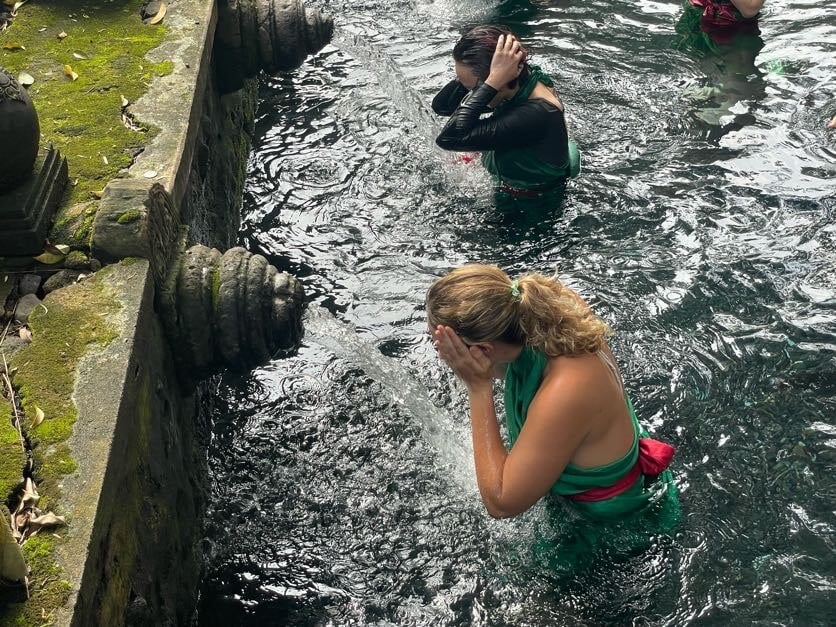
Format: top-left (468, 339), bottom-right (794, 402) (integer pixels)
top-left (0, 146), bottom-right (68, 257)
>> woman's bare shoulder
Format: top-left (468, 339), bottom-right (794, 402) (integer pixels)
top-left (538, 353), bottom-right (610, 412)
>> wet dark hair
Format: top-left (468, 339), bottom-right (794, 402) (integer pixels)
top-left (452, 25), bottom-right (531, 88)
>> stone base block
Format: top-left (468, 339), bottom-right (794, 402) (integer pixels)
top-left (0, 146), bottom-right (68, 257)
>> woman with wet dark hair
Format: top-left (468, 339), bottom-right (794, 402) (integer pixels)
top-left (432, 25), bottom-right (580, 197)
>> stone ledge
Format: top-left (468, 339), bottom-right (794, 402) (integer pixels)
top-left (128, 0), bottom-right (218, 215)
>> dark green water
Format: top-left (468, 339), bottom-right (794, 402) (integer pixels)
top-left (198, 0), bottom-right (836, 624)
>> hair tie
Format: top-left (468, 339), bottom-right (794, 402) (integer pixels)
top-left (510, 279), bottom-right (521, 299)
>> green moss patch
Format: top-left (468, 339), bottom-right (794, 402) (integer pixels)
top-left (116, 208), bottom-right (142, 224)
top-left (0, 400), bottom-right (25, 504)
top-left (10, 275), bottom-right (119, 497)
top-left (0, 535), bottom-right (73, 626)
top-left (0, 0), bottom-right (173, 247)
top-left (0, 274), bottom-right (121, 624)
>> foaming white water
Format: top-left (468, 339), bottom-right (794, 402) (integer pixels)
top-left (304, 305), bottom-right (478, 493)
top-left (413, 0), bottom-right (500, 24)
top-left (329, 24), bottom-right (494, 195)
top-left (332, 25), bottom-right (442, 147)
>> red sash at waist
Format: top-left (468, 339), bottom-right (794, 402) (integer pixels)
top-left (688, 0), bottom-right (757, 28)
top-left (568, 438), bottom-right (675, 503)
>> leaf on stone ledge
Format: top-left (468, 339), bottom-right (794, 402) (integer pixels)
top-left (18, 327), bottom-right (31, 342)
top-left (45, 243), bottom-right (70, 256)
top-left (63, 64), bottom-right (79, 81)
top-left (143, 2), bottom-right (167, 25)
top-left (27, 513), bottom-right (66, 533)
top-left (30, 406), bottom-right (44, 428)
top-left (14, 478), bottom-right (39, 516)
top-left (18, 71), bottom-right (34, 86)
top-left (33, 244), bottom-right (68, 265)
top-left (120, 94), bottom-right (129, 108)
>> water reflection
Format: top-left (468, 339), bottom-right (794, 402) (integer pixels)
top-left (673, 2), bottom-right (766, 138)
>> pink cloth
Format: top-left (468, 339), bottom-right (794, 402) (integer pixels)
top-left (569, 438), bottom-right (676, 503)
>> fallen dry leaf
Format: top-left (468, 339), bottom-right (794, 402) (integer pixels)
top-left (18, 327), bottom-right (31, 342)
top-left (33, 243), bottom-right (68, 265)
top-left (72, 51), bottom-right (86, 60)
top-left (17, 71), bottom-right (34, 86)
top-left (15, 478), bottom-right (38, 515)
top-left (30, 406), bottom-right (44, 428)
top-left (28, 512), bottom-right (66, 530)
top-left (2, 42), bottom-right (25, 50)
top-left (143, 1), bottom-right (167, 25)
top-left (120, 94), bottom-right (129, 108)
top-left (11, 0), bottom-right (26, 12)
top-left (57, 30), bottom-right (67, 40)
top-left (44, 243), bottom-right (70, 256)
top-left (63, 64), bottom-right (79, 81)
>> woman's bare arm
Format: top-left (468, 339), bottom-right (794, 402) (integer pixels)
top-left (730, 0), bottom-right (764, 18)
top-left (476, 366), bottom-right (591, 517)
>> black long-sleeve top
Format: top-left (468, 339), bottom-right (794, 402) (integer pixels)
top-left (432, 79), bottom-right (569, 180)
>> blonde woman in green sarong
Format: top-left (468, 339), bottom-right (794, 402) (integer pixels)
top-left (426, 264), bottom-right (678, 529)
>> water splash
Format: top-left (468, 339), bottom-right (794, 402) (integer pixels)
top-left (303, 305), bottom-right (477, 492)
top-left (331, 25), bottom-right (443, 147)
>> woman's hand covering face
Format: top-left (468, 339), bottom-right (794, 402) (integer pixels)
top-left (432, 325), bottom-right (493, 390)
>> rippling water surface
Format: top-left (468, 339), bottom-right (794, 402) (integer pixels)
top-left (198, 0), bottom-right (836, 624)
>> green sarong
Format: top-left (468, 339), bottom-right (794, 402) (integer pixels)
top-left (503, 347), bottom-right (679, 522)
top-left (481, 66), bottom-right (581, 189)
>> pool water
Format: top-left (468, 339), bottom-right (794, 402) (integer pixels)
top-left (197, 0), bottom-right (836, 624)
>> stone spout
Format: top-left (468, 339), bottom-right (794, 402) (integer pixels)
top-left (160, 245), bottom-right (305, 379)
top-left (215, 0), bottom-right (334, 92)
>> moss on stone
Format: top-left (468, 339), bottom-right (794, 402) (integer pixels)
top-left (119, 256), bottom-right (141, 266)
top-left (0, 400), bottom-right (24, 504)
top-left (0, 535), bottom-right (73, 626)
top-left (40, 443), bottom-right (78, 479)
top-left (12, 276), bottom-right (119, 451)
top-left (0, 0), bottom-right (174, 248)
top-left (0, 274), bottom-right (120, 623)
top-left (64, 250), bottom-right (88, 267)
top-left (211, 265), bottom-right (221, 309)
top-left (116, 208), bottom-right (142, 224)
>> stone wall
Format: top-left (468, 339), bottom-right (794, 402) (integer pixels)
top-left (184, 70), bottom-right (259, 251)
top-left (53, 260), bottom-right (205, 627)
top-left (1, 0), bottom-right (325, 621)
top-left (59, 60), bottom-right (261, 627)
top-left (2, 9), bottom-right (261, 625)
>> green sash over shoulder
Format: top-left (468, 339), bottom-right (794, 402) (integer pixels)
top-left (481, 65), bottom-right (581, 190)
top-left (503, 347), bottom-right (679, 522)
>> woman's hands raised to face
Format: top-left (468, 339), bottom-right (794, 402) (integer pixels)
top-left (432, 325), bottom-right (494, 392)
top-left (485, 34), bottom-right (525, 91)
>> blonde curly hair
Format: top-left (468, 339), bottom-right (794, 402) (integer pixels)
top-left (425, 264), bottom-right (610, 357)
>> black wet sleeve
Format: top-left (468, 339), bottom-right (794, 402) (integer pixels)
top-left (431, 80), bottom-right (470, 116)
top-left (435, 84), bottom-right (550, 152)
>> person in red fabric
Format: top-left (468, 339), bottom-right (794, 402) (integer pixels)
top-left (686, 0), bottom-right (764, 44)
top-left (425, 264), bottom-right (677, 521)
top-left (676, 0), bottom-right (766, 134)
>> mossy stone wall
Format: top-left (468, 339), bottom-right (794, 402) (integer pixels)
top-left (183, 69), bottom-right (259, 250)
